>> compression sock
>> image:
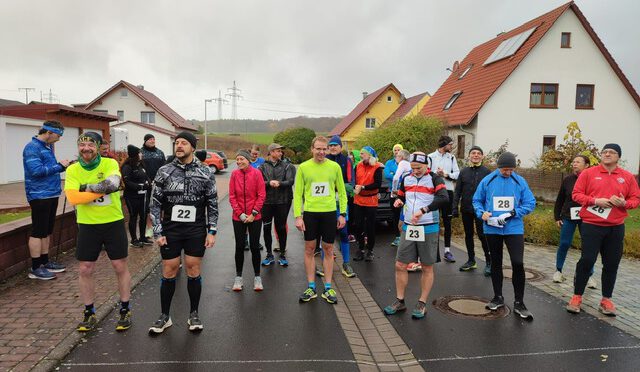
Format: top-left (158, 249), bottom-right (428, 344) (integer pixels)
top-left (308, 281), bottom-right (316, 291)
top-left (41, 253), bottom-right (49, 265)
top-left (187, 276), bottom-right (202, 313)
top-left (325, 282), bottom-right (332, 290)
top-left (160, 277), bottom-right (177, 315)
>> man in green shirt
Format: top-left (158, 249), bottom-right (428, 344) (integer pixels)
top-left (294, 136), bottom-right (347, 304)
top-left (64, 132), bottom-right (132, 332)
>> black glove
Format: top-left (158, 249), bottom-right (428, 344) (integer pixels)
top-left (79, 184), bottom-right (87, 192)
top-left (452, 209), bottom-right (459, 218)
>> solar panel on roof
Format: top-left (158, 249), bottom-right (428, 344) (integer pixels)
top-left (483, 27), bottom-right (537, 66)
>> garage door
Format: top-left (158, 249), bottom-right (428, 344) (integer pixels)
top-left (5, 124), bottom-right (79, 182)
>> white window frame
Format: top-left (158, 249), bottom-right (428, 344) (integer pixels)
top-left (117, 110), bottom-right (124, 122)
top-left (141, 111), bottom-right (156, 124)
top-left (120, 88), bottom-right (128, 97)
top-left (387, 96), bottom-right (392, 103)
top-left (365, 118), bottom-right (376, 129)
top-left (443, 91), bottom-right (462, 111)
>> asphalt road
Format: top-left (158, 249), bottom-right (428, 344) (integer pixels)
top-left (60, 171), bottom-right (357, 372)
top-left (352, 225), bottom-right (640, 372)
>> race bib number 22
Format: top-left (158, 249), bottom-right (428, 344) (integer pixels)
top-left (171, 205), bottom-right (196, 222)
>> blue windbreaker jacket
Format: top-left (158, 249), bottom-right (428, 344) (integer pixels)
top-left (472, 169), bottom-right (536, 235)
top-left (23, 137), bottom-right (64, 202)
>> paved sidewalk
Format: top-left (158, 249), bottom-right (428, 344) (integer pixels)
top-left (451, 236), bottom-right (640, 338)
top-left (0, 176), bottom-right (229, 372)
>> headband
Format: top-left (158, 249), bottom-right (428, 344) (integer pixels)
top-left (77, 133), bottom-right (102, 146)
top-left (409, 153), bottom-right (428, 164)
top-left (42, 125), bottom-right (63, 136)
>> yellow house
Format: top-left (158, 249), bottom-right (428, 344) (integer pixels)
top-left (383, 92), bottom-right (431, 125)
top-left (329, 83), bottom-right (402, 150)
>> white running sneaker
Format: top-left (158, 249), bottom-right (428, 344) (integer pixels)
top-left (254, 276), bottom-right (263, 291)
top-left (552, 271), bottom-right (565, 283)
top-left (232, 276), bottom-right (243, 291)
top-left (587, 277), bottom-right (598, 289)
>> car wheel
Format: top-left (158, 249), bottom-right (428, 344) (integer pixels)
top-left (210, 165), bottom-right (218, 174)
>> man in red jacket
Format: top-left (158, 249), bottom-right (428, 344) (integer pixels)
top-left (567, 144), bottom-right (640, 316)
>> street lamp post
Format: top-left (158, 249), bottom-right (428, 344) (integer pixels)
top-left (204, 98), bottom-right (214, 150)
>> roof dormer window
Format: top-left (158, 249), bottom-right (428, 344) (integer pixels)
top-left (444, 91), bottom-right (462, 111)
top-left (458, 65), bottom-right (473, 79)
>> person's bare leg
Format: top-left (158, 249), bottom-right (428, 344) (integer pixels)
top-left (78, 261), bottom-right (97, 305)
top-left (110, 258), bottom-right (131, 302)
top-left (322, 242), bottom-right (334, 286)
top-left (42, 236), bottom-right (50, 255)
top-left (419, 265), bottom-right (435, 303)
top-left (395, 261), bottom-right (409, 299)
top-left (304, 241), bottom-right (316, 284)
top-left (28, 237), bottom-right (42, 261)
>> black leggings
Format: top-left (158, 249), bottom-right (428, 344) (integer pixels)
top-left (439, 190), bottom-right (454, 247)
top-left (125, 197), bottom-right (146, 241)
top-left (486, 234), bottom-right (525, 302)
top-left (390, 197), bottom-right (401, 236)
top-left (461, 211), bottom-right (490, 262)
top-left (575, 223), bottom-right (624, 298)
top-left (353, 204), bottom-right (377, 252)
top-left (262, 203), bottom-right (290, 255)
top-left (233, 219), bottom-right (262, 277)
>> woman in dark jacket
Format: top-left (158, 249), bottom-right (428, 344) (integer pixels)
top-left (121, 145), bottom-right (151, 247)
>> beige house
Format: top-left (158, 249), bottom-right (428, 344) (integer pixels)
top-left (84, 80), bottom-right (197, 153)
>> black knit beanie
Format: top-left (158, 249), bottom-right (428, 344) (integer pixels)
top-left (175, 131), bottom-right (197, 149)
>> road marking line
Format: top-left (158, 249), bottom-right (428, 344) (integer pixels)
top-left (419, 344), bottom-right (640, 362)
top-left (62, 359), bottom-right (358, 367)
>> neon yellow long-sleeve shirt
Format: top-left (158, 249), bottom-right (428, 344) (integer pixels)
top-left (293, 158), bottom-right (347, 217)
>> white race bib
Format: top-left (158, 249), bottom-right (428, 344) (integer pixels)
top-left (405, 225), bottom-right (424, 242)
top-left (171, 205), bottom-right (196, 222)
top-left (89, 194), bottom-right (112, 206)
top-left (586, 205), bottom-right (612, 220)
top-left (311, 182), bottom-right (330, 197)
top-left (493, 196), bottom-right (514, 212)
top-left (570, 207), bottom-right (581, 221)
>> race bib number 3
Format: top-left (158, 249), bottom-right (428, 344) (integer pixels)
top-left (570, 207), bottom-right (581, 221)
top-left (311, 182), bottom-right (330, 197)
top-left (586, 205), bottom-right (612, 220)
top-left (405, 225), bottom-right (425, 242)
top-left (89, 194), bottom-right (112, 206)
top-left (171, 205), bottom-right (196, 222)
top-left (493, 196), bottom-right (514, 212)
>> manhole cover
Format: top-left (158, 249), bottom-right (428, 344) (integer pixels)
top-left (502, 266), bottom-right (545, 282)
top-left (433, 295), bottom-right (510, 319)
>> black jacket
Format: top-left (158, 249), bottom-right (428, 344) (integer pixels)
top-left (121, 161), bottom-right (151, 199)
top-left (259, 159), bottom-right (296, 205)
top-left (554, 173), bottom-right (580, 221)
top-left (141, 145), bottom-right (166, 180)
top-left (453, 164), bottom-right (491, 214)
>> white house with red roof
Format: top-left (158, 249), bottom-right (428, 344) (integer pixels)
top-left (84, 81), bottom-right (197, 153)
top-left (421, 2), bottom-right (640, 173)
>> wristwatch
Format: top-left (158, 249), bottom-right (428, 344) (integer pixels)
top-left (252, 210), bottom-right (259, 216)
top-left (208, 229), bottom-right (217, 235)
top-left (340, 213), bottom-right (347, 217)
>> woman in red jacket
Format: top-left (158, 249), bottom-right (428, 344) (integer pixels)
top-left (229, 150), bottom-right (266, 292)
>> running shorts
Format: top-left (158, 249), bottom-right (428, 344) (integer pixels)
top-left (160, 232), bottom-right (207, 260)
top-left (303, 211), bottom-right (337, 244)
top-left (76, 219), bottom-right (128, 261)
top-left (29, 197), bottom-right (59, 238)
top-left (396, 225), bottom-right (440, 265)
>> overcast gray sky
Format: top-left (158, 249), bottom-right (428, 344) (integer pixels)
top-left (0, 0), bottom-right (638, 120)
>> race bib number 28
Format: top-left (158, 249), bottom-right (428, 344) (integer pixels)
top-left (493, 196), bottom-right (514, 212)
top-left (171, 205), bottom-right (196, 222)
top-left (311, 182), bottom-right (330, 197)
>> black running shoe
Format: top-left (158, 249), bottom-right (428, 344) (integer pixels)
top-left (514, 301), bottom-right (534, 320)
top-left (188, 311), bottom-right (204, 331)
top-left (353, 250), bottom-right (365, 261)
top-left (364, 251), bottom-right (374, 262)
top-left (486, 296), bottom-right (505, 311)
top-left (77, 310), bottom-right (97, 332)
top-left (116, 308), bottom-right (132, 331)
top-left (149, 314), bottom-right (172, 334)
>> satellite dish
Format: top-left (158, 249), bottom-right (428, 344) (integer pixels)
top-left (452, 61), bottom-right (460, 72)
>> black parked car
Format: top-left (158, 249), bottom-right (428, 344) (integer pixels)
top-left (376, 178), bottom-right (394, 225)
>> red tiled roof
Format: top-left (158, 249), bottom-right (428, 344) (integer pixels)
top-left (330, 83), bottom-right (400, 136)
top-left (385, 92), bottom-right (430, 124)
top-left (85, 80), bottom-right (197, 131)
top-left (112, 120), bottom-right (178, 138)
top-left (421, 2), bottom-right (639, 126)
top-left (0, 103), bottom-right (116, 121)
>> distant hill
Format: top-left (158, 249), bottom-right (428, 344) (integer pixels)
top-left (190, 116), bottom-right (341, 134)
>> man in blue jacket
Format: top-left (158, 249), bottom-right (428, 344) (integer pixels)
top-left (384, 144), bottom-right (403, 247)
top-left (22, 120), bottom-right (70, 280)
top-left (472, 152), bottom-right (536, 320)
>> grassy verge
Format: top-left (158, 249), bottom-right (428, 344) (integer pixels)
top-left (0, 211), bottom-right (31, 224)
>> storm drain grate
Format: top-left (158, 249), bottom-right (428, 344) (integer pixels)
top-left (502, 266), bottom-right (545, 282)
top-left (433, 295), bottom-right (510, 319)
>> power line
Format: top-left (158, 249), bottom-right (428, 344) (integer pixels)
top-left (232, 103), bottom-right (341, 117)
top-left (211, 90), bottom-right (228, 120)
top-left (225, 81), bottom-right (243, 120)
top-left (18, 87), bottom-right (35, 104)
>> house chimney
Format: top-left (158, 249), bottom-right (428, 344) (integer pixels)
top-left (137, 85), bottom-right (144, 90)
top-left (399, 94), bottom-right (406, 104)
top-left (362, 92), bottom-right (369, 100)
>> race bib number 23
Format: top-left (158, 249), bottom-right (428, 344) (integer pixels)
top-left (405, 225), bottom-right (424, 242)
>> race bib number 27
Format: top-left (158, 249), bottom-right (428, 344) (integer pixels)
top-left (311, 182), bottom-right (330, 197)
